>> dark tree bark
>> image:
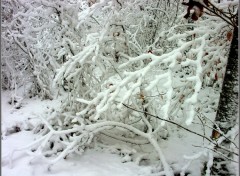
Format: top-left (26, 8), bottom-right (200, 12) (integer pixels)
top-left (203, 15), bottom-right (238, 175)
top-left (214, 21), bottom-right (238, 134)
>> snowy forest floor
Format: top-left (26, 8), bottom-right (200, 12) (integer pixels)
top-left (2, 90), bottom-right (151, 176)
top-left (1, 89), bottom-right (238, 176)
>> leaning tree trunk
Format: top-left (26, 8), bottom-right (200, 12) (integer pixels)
top-left (204, 20), bottom-right (238, 175)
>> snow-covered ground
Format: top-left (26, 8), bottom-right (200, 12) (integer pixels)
top-left (1, 90), bottom-right (237, 176)
top-left (2, 91), bottom-right (155, 176)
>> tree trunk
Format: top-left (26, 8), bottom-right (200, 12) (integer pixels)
top-left (214, 26), bottom-right (238, 134)
top-left (204, 22), bottom-right (238, 175)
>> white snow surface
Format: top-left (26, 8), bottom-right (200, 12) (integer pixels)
top-left (1, 90), bottom-right (238, 176)
top-left (1, 91), bottom-right (151, 176)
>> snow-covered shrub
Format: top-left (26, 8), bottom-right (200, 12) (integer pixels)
top-left (2, 0), bottom-right (238, 175)
top-left (54, 0), bottom-right (231, 127)
top-left (33, 0), bottom-right (232, 172)
top-left (1, 0), bottom-right (85, 99)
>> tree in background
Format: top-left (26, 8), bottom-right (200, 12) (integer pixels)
top-left (207, 20), bottom-right (238, 175)
top-left (203, 0), bottom-right (238, 175)
top-left (181, 0), bottom-right (238, 175)
top-left (2, 0), bottom-right (85, 101)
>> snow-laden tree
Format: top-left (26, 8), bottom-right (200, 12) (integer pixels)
top-left (2, 0), bottom-right (238, 175)
top-left (1, 0), bottom-right (33, 107)
top-left (1, 0), bottom-right (86, 100)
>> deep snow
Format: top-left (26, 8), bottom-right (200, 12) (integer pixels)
top-left (1, 90), bottom-right (238, 176)
top-left (1, 91), bottom-right (152, 176)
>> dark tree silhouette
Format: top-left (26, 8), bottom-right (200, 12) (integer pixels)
top-left (182, 0), bottom-right (238, 174)
top-left (208, 14), bottom-right (238, 175)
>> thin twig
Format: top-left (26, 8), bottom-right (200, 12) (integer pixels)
top-left (100, 132), bottom-right (149, 145)
top-left (123, 103), bottom-right (239, 156)
top-left (200, 112), bottom-right (239, 148)
top-left (123, 103), bottom-right (213, 143)
top-left (192, 145), bottom-right (238, 163)
top-left (202, 1), bottom-right (237, 27)
top-left (196, 115), bottom-right (206, 144)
